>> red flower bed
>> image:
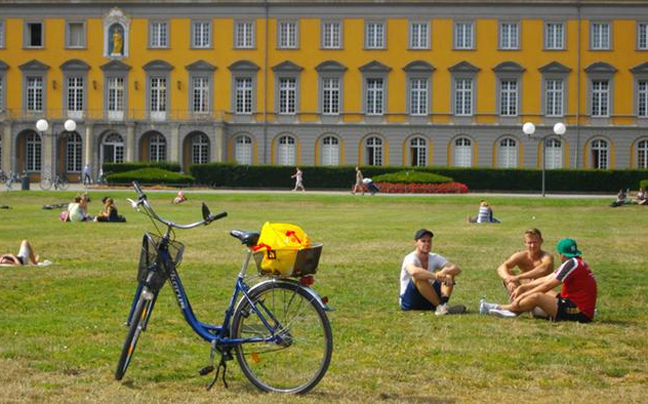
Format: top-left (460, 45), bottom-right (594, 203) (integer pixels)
top-left (375, 182), bottom-right (469, 194)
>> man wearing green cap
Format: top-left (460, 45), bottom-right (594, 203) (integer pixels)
top-left (480, 238), bottom-right (597, 323)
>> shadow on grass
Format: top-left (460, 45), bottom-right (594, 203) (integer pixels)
top-left (308, 391), bottom-right (454, 403)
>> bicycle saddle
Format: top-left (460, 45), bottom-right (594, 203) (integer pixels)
top-left (229, 230), bottom-right (260, 247)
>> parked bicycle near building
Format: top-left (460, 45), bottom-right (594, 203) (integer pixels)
top-left (115, 182), bottom-right (333, 394)
top-left (40, 170), bottom-right (70, 191)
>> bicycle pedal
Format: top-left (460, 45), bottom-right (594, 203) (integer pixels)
top-left (199, 365), bottom-right (214, 376)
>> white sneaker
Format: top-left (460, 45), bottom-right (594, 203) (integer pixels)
top-left (435, 303), bottom-right (449, 316)
top-left (489, 308), bottom-right (517, 318)
top-left (479, 300), bottom-right (499, 315)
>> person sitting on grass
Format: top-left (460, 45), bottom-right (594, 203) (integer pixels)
top-left (172, 190), bottom-right (187, 204)
top-left (635, 188), bottom-right (647, 205)
top-left (0, 240), bottom-right (40, 266)
top-left (468, 200), bottom-right (501, 223)
top-left (68, 193), bottom-right (92, 222)
top-left (496, 228), bottom-right (554, 304)
top-left (400, 229), bottom-right (466, 315)
top-left (610, 189), bottom-right (627, 207)
top-left (95, 197), bottom-right (126, 222)
top-left (480, 238), bottom-right (597, 323)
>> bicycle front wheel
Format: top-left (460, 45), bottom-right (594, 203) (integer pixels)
top-left (231, 281), bottom-right (333, 394)
top-left (115, 288), bottom-right (155, 380)
top-left (39, 178), bottom-right (52, 190)
top-left (58, 179), bottom-right (70, 190)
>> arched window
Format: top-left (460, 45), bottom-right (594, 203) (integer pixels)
top-left (65, 133), bottom-right (83, 172)
top-left (277, 135), bottom-right (296, 166)
top-left (321, 136), bottom-right (340, 166)
top-left (26, 132), bottom-right (42, 172)
top-left (235, 135), bottom-right (253, 165)
top-left (544, 138), bottom-right (563, 169)
top-left (191, 134), bottom-right (210, 165)
top-left (102, 132), bottom-right (124, 164)
top-left (366, 136), bottom-right (383, 166)
top-left (591, 139), bottom-right (608, 169)
top-left (498, 138), bottom-right (517, 168)
top-left (637, 140), bottom-right (648, 169)
top-left (409, 137), bottom-right (427, 166)
top-left (149, 133), bottom-right (166, 162)
top-left (453, 137), bottom-right (472, 167)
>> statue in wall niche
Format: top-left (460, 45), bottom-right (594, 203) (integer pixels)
top-left (111, 25), bottom-right (123, 56)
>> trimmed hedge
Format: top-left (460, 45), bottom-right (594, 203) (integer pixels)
top-left (373, 170), bottom-right (453, 184)
top-left (189, 163), bottom-right (648, 193)
top-left (103, 162), bottom-right (182, 174)
top-left (107, 168), bottom-right (194, 185)
top-left (641, 179), bottom-right (648, 190)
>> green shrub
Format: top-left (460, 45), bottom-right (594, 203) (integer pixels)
top-left (640, 179), bottom-right (648, 190)
top-left (107, 168), bottom-right (194, 185)
top-left (372, 170), bottom-right (453, 184)
top-left (103, 162), bottom-right (182, 174)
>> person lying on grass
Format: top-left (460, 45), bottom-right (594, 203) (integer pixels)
top-left (0, 240), bottom-right (40, 266)
top-left (480, 238), bottom-right (597, 323)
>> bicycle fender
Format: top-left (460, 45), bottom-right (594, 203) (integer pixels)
top-left (247, 279), bottom-right (330, 311)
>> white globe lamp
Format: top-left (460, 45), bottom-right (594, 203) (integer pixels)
top-left (553, 122), bottom-right (566, 136)
top-left (36, 119), bottom-right (49, 132)
top-left (64, 119), bottom-right (77, 132)
top-left (522, 122), bottom-right (536, 136)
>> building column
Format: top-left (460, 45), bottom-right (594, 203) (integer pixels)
top-left (213, 125), bottom-right (225, 162)
top-left (126, 123), bottom-right (135, 162)
top-left (84, 123), bottom-right (94, 173)
top-left (170, 123), bottom-right (180, 163)
top-left (42, 127), bottom-right (55, 177)
top-left (1, 124), bottom-right (11, 173)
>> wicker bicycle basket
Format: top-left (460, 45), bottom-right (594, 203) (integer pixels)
top-left (137, 233), bottom-right (185, 290)
top-left (253, 243), bottom-right (323, 277)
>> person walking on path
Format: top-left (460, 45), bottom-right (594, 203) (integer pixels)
top-left (82, 164), bottom-right (92, 186)
top-left (291, 167), bottom-right (305, 191)
top-left (352, 166), bottom-right (364, 195)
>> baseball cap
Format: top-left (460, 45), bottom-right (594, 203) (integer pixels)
top-left (556, 238), bottom-right (582, 258)
top-left (414, 228), bottom-right (434, 240)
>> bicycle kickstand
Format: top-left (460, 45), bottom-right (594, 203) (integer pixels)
top-left (200, 340), bottom-right (231, 391)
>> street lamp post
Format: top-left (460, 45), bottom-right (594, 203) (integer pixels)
top-left (35, 118), bottom-right (77, 180)
top-left (522, 122), bottom-right (566, 197)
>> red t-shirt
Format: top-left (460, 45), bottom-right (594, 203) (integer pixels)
top-left (554, 257), bottom-right (598, 319)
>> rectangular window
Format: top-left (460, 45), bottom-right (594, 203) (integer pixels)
top-left (638, 81), bottom-right (648, 117)
top-left (26, 77), bottom-right (44, 112)
top-left (235, 21), bottom-right (254, 49)
top-left (150, 21), bottom-right (168, 48)
top-left (591, 80), bottom-right (609, 117)
top-left (107, 77), bottom-right (124, 113)
top-left (322, 77), bottom-right (340, 115)
top-left (500, 80), bottom-right (518, 116)
top-left (366, 78), bottom-right (384, 115)
top-left (410, 22), bottom-right (429, 49)
top-left (279, 78), bottom-right (297, 114)
top-left (66, 22), bottom-right (85, 48)
top-left (365, 22), bottom-right (385, 49)
top-left (454, 78), bottom-right (473, 116)
top-left (26, 22), bottom-right (43, 47)
top-left (0, 21), bottom-right (4, 48)
top-left (409, 78), bottom-right (428, 116)
top-left (150, 77), bottom-right (167, 112)
top-left (322, 22), bottom-right (341, 49)
top-left (278, 21), bottom-right (298, 49)
top-left (67, 76), bottom-right (84, 112)
top-left (66, 137), bottom-right (82, 172)
top-left (454, 22), bottom-right (474, 49)
top-left (192, 77), bottom-right (209, 113)
top-left (500, 22), bottom-right (519, 49)
top-left (591, 23), bottom-right (610, 50)
top-left (0, 76), bottom-right (3, 111)
top-left (192, 21), bottom-right (211, 48)
top-left (639, 23), bottom-right (648, 50)
top-left (545, 22), bottom-right (565, 49)
top-left (545, 79), bottom-right (564, 116)
top-left (235, 78), bottom-right (253, 114)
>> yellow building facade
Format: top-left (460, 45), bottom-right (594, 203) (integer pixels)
top-left (1, 1), bottom-right (648, 181)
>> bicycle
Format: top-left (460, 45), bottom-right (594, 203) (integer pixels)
top-left (4, 171), bottom-right (19, 190)
top-left (115, 182), bottom-right (333, 394)
top-left (40, 171), bottom-right (70, 191)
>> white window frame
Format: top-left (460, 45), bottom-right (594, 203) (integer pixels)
top-left (545, 138), bottom-right (563, 169)
top-left (545, 22), bottom-right (565, 50)
top-left (321, 136), bottom-right (340, 166)
top-left (365, 21), bottom-right (385, 49)
top-left (235, 135), bottom-right (253, 164)
top-left (192, 76), bottom-right (209, 114)
top-left (0, 75), bottom-right (4, 111)
top-left (365, 136), bottom-right (383, 166)
top-left (409, 137), bottom-right (427, 166)
top-left (591, 80), bottom-right (609, 117)
top-left (454, 22), bottom-right (474, 49)
top-left (149, 76), bottom-right (167, 120)
top-left (191, 134), bottom-right (210, 165)
top-left (637, 139), bottom-right (648, 169)
top-left (66, 21), bottom-right (86, 49)
top-left (321, 21), bottom-right (342, 49)
top-left (102, 133), bottom-right (125, 164)
top-left (278, 21), bottom-right (298, 49)
top-left (409, 78), bottom-right (428, 116)
top-left (638, 81), bottom-right (648, 118)
top-left (235, 21), bottom-right (255, 49)
top-left (591, 22), bottom-right (611, 50)
top-left (453, 137), bottom-right (472, 167)
top-left (66, 76), bottom-right (84, 116)
top-left (499, 80), bottom-right (518, 116)
top-left (278, 77), bottom-right (297, 115)
top-left (26, 76), bottom-right (44, 112)
top-left (25, 21), bottom-right (44, 48)
top-left (409, 22), bottom-right (429, 49)
top-left (149, 133), bottom-right (166, 162)
top-left (65, 132), bottom-right (83, 173)
top-left (26, 132), bottom-right (42, 172)
top-left (454, 78), bottom-right (473, 116)
top-left (591, 139), bottom-right (609, 169)
top-left (322, 77), bottom-right (340, 115)
top-left (277, 135), bottom-right (296, 166)
top-left (235, 77), bottom-right (253, 115)
top-left (0, 20), bottom-right (4, 48)
top-left (545, 78), bottom-right (564, 117)
top-left (365, 78), bottom-right (384, 116)
top-left (499, 22), bottom-right (519, 50)
top-left (107, 76), bottom-right (125, 121)
top-left (191, 21), bottom-right (211, 49)
top-left (498, 138), bottom-right (518, 168)
top-left (638, 22), bottom-right (648, 50)
top-left (150, 21), bottom-right (168, 48)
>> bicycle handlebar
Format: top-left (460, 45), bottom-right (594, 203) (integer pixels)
top-left (130, 181), bottom-right (227, 230)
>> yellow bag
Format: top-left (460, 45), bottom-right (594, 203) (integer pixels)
top-left (253, 222), bottom-right (311, 276)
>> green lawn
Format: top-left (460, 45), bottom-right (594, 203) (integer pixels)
top-left (0, 190), bottom-right (646, 403)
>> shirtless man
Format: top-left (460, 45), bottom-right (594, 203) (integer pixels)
top-left (496, 228), bottom-right (554, 299)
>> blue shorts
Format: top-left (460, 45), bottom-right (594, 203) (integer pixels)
top-left (400, 280), bottom-right (442, 311)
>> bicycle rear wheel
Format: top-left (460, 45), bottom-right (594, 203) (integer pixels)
top-left (115, 287), bottom-right (155, 380)
top-left (231, 281), bottom-right (333, 394)
top-left (58, 179), bottom-right (70, 190)
top-left (40, 178), bottom-right (52, 190)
